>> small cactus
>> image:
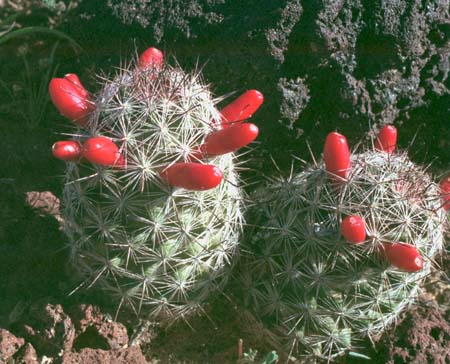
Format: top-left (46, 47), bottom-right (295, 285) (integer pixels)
top-left (50, 47), bottom-right (263, 322)
top-left (240, 127), bottom-right (447, 361)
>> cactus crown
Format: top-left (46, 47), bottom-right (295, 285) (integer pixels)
top-left (62, 55), bottom-right (245, 321)
top-left (240, 133), bottom-right (446, 361)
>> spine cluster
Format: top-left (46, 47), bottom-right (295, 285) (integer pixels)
top-left (240, 127), bottom-right (447, 361)
top-left (49, 47), bottom-right (263, 321)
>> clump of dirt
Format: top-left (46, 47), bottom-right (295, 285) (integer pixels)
top-left (1, 301), bottom-right (148, 364)
top-left (373, 293), bottom-right (450, 364)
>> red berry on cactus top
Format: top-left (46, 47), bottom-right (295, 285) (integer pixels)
top-left (82, 137), bottom-right (123, 167)
top-left (323, 132), bottom-right (351, 181)
top-left (161, 163), bottom-right (223, 191)
top-left (49, 75), bottom-right (93, 127)
top-left (63, 74), bottom-right (89, 98)
top-left (220, 90), bottom-right (264, 126)
top-left (341, 215), bottom-right (366, 244)
top-left (375, 125), bottom-right (397, 153)
top-left (381, 243), bottom-right (423, 272)
top-left (201, 123), bottom-right (259, 156)
top-left (52, 141), bottom-right (82, 162)
top-left (139, 47), bottom-right (164, 70)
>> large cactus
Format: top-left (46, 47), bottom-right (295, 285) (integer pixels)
top-left (49, 47), bottom-right (263, 321)
top-left (240, 127), bottom-right (448, 361)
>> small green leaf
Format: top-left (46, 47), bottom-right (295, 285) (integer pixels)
top-left (0, 26), bottom-right (81, 53)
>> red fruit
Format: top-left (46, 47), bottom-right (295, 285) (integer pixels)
top-left (323, 132), bottom-right (351, 180)
top-left (82, 137), bottom-right (123, 166)
top-left (375, 125), bottom-right (397, 153)
top-left (52, 141), bottom-right (82, 162)
top-left (341, 215), bottom-right (366, 244)
top-left (63, 74), bottom-right (89, 98)
top-left (161, 163), bottom-right (223, 190)
top-left (49, 77), bottom-right (93, 126)
top-left (381, 243), bottom-right (423, 272)
top-left (220, 90), bottom-right (264, 126)
top-left (201, 123), bottom-right (259, 156)
top-left (139, 47), bottom-right (164, 70)
top-left (440, 174), bottom-right (450, 211)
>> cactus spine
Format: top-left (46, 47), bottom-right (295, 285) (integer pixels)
top-left (240, 129), bottom-right (447, 361)
top-left (52, 49), bottom-right (262, 322)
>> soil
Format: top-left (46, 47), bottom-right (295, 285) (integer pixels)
top-left (0, 0), bottom-right (449, 363)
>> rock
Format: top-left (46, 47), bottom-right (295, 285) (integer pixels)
top-left (25, 191), bottom-right (62, 225)
top-left (19, 303), bottom-right (75, 356)
top-left (25, 191), bottom-right (60, 217)
top-left (70, 304), bottom-right (104, 333)
top-left (70, 304), bottom-right (128, 350)
top-left (0, 328), bottom-right (24, 362)
top-left (9, 302), bottom-right (147, 363)
top-left (14, 343), bottom-right (39, 364)
top-left (97, 321), bottom-right (128, 350)
top-left (60, 347), bottom-right (147, 364)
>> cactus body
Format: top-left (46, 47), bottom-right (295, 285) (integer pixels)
top-left (61, 58), bottom-right (249, 322)
top-left (241, 146), bottom-right (446, 361)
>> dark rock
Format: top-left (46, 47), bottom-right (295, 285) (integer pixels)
top-left (264, 0), bottom-right (303, 63)
top-left (375, 295), bottom-right (450, 364)
top-left (60, 347), bottom-right (147, 364)
top-left (277, 76), bottom-right (309, 135)
top-left (0, 328), bottom-right (24, 362)
top-left (106, 0), bottom-right (225, 42)
top-left (99, 0), bottom-right (449, 171)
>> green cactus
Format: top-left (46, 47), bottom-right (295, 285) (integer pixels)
top-left (52, 48), bottom-right (262, 322)
top-left (239, 130), bottom-right (447, 361)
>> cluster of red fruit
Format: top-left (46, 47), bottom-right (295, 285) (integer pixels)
top-left (323, 127), bottom-right (449, 273)
top-left (49, 47), bottom-right (263, 191)
top-left (49, 46), bottom-right (449, 273)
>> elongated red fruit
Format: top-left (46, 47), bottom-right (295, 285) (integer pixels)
top-left (139, 47), bottom-right (164, 70)
top-left (220, 90), bottom-right (264, 126)
top-left (375, 125), bottom-right (397, 153)
top-left (381, 243), bottom-right (423, 272)
top-left (52, 141), bottom-right (82, 162)
top-left (341, 215), bottom-right (366, 244)
top-left (82, 137), bottom-right (123, 166)
top-left (49, 76), bottom-right (93, 126)
top-left (161, 163), bottom-right (223, 190)
top-left (201, 123), bottom-right (259, 156)
top-left (440, 174), bottom-right (450, 211)
top-left (323, 132), bottom-right (351, 180)
top-left (63, 74), bottom-right (89, 98)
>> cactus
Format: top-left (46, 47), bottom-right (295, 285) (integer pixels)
top-left (50, 47), bottom-right (263, 322)
top-left (239, 128), bottom-right (447, 361)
